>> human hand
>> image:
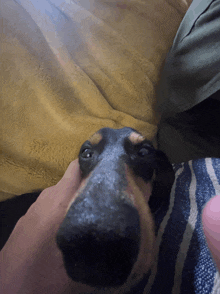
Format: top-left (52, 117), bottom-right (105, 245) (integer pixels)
top-left (202, 195), bottom-right (220, 272)
top-left (0, 159), bottom-right (96, 294)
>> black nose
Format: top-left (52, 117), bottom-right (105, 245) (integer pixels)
top-left (56, 195), bottom-right (141, 288)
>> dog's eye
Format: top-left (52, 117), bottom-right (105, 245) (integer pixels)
top-left (81, 148), bottom-right (93, 158)
top-left (138, 147), bottom-right (149, 157)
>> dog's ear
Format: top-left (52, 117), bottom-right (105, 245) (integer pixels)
top-left (151, 150), bottom-right (175, 202)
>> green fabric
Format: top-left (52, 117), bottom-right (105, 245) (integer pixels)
top-left (156, 0), bottom-right (220, 117)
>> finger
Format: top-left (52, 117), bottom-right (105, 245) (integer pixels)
top-left (202, 195), bottom-right (220, 272)
top-left (37, 159), bottom-right (82, 205)
top-left (58, 158), bottom-right (81, 182)
top-left (55, 158), bottom-right (82, 191)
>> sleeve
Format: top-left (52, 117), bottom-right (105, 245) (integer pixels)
top-left (156, 0), bottom-right (220, 117)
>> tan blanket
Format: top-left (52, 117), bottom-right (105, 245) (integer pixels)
top-left (0, 0), bottom-right (192, 201)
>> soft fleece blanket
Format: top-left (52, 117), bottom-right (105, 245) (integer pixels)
top-left (0, 0), bottom-right (192, 200)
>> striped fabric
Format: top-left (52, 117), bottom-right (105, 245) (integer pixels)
top-left (139, 158), bottom-right (220, 294)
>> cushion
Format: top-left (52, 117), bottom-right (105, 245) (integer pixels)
top-left (0, 0), bottom-right (192, 200)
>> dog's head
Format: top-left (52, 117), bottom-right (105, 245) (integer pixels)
top-left (56, 127), bottom-right (174, 291)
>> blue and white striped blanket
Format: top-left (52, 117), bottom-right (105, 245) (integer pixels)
top-left (138, 158), bottom-right (220, 294)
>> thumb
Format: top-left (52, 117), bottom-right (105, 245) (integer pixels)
top-left (202, 195), bottom-right (220, 272)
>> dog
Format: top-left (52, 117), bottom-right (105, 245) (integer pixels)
top-left (0, 127), bottom-right (175, 292)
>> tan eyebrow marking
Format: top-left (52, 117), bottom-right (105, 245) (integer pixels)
top-left (89, 132), bottom-right (102, 145)
top-left (128, 132), bottom-right (145, 144)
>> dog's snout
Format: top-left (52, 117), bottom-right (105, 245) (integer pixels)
top-left (56, 195), bottom-right (141, 287)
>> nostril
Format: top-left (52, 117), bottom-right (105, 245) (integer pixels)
top-left (56, 199), bottom-right (141, 287)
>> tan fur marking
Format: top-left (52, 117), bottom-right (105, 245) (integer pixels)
top-left (129, 132), bottom-right (145, 145)
top-left (89, 132), bottom-right (102, 145)
top-left (121, 165), bottom-right (155, 292)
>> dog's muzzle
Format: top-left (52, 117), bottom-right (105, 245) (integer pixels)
top-left (56, 182), bottom-right (141, 287)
